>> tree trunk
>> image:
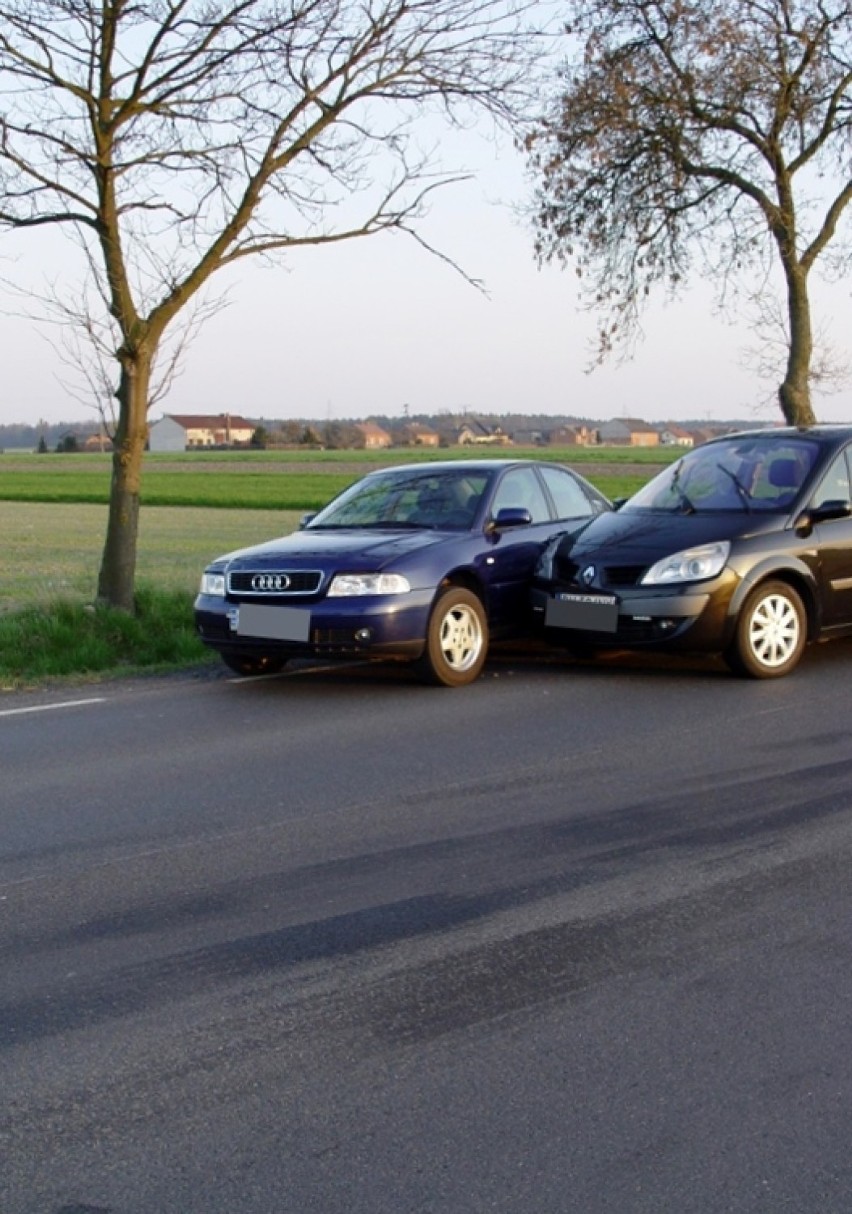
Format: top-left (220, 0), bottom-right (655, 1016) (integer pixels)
top-left (96, 356), bottom-right (152, 612)
top-left (778, 264), bottom-right (817, 427)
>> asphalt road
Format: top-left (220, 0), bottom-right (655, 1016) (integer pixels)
top-left (2, 640), bottom-right (852, 1213)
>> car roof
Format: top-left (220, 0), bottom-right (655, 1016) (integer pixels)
top-left (706, 425), bottom-right (852, 445)
top-left (367, 458), bottom-right (563, 475)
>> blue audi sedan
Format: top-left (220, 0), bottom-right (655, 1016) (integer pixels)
top-left (195, 459), bottom-right (611, 686)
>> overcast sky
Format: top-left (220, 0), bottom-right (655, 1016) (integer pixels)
top-left (2, 130), bottom-right (850, 429)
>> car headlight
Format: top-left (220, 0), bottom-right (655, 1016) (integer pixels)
top-left (641, 541), bottom-right (730, 586)
top-left (200, 570), bottom-right (226, 596)
top-left (327, 573), bottom-right (411, 597)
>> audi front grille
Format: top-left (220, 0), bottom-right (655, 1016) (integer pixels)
top-left (228, 569), bottom-right (323, 596)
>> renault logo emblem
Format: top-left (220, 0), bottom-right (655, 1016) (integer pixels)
top-left (251, 572), bottom-right (291, 591)
top-left (581, 565), bottom-right (596, 587)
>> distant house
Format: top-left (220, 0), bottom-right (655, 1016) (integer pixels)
top-left (598, 418), bottom-right (661, 447)
top-left (546, 424), bottom-right (598, 447)
top-left (82, 431), bottom-right (113, 452)
top-left (511, 424), bottom-right (595, 446)
top-left (355, 421), bottom-right (393, 449)
top-left (396, 421), bottom-right (440, 448)
top-left (148, 413), bottom-right (256, 451)
top-left (511, 428), bottom-right (546, 446)
top-left (660, 425), bottom-right (695, 448)
top-left (456, 418), bottom-right (511, 446)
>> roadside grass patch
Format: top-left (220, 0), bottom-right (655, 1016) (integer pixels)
top-left (0, 503), bottom-right (301, 687)
top-left (0, 586), bottom-right (209, 689)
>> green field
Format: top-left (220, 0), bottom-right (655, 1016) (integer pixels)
top-left (0, 467), bottom-right (359, 510)
top-left (0, 446), bottom-right (671, 511)
top-left (0, 501), bottom-right (300, 614)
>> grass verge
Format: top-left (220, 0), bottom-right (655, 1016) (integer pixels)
top-left (0, 586), bottom-right (212, 690)
top-left (0, 502), bottom-right (302, 689)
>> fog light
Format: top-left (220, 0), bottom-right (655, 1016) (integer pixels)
top-left (355, 628), bottom-right (372, 642)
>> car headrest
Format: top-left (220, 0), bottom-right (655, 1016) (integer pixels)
top-left (768, 458), bottom-right (800, 489)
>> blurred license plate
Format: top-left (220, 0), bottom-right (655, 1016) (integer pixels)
top-left (234, 603), bottom-right (310, 642)
top-left (546, 592), bottom-right (618, 633)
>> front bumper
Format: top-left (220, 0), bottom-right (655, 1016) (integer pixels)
top-left (194, 590), bottom-right (434, 661)
top-left (530, 572), bottom-right (739, 653)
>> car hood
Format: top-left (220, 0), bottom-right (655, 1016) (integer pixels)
top-left (561, 507), bottom-right (787, 563)
top-left (216, 527), bottom-right (456, 570)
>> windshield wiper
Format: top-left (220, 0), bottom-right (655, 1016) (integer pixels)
top-left (375, 520), bottom-right (437, 530)
top-left (717, 464), bottom-right (752, 512)
top-left (669, 465), bottom-right (696, 514)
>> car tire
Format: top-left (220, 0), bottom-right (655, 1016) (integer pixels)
top-left (414, 586), bottom-right (489, 687)
top-left (725, 580), bottom-right (806, 679)
top-left (221, 652), bottom-right (287, 677)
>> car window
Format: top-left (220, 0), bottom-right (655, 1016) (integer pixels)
top-left (811, 450), bottom-right (851, 509)
top-left (309, 469), bottom-right (490, 529)
top-left (749, 450), bottom-right (812, 506)
top-left (627, 436), bottom-right (820, 513)
top-left (539, 466), bottom-right (596, 520)
top-left (407, 474), bottom-right (487, 528)
top-left (490, 467), bottom-right (551, 523)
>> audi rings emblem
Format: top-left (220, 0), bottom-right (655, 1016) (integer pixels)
top-left (251, 572), bottom-right (291, 591)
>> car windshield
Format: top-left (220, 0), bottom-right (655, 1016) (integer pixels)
top-left (307, 468), bottom-right (492, 531)
top-left (626, 436), bottom-right (820, 513)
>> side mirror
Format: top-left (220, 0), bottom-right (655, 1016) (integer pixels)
top-left (489, 506), bottom-right (533, 531)
top-left (810, 499), bottom-right (852, 522)
top-left (299, 512), bottom-right (317, 529)
top-left (795, 499), bottom-right (852, 535)
top-left (611, 497), bottom-right (628, 511)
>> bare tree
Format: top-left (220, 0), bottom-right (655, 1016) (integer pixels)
top-left (0, 0), bottom-right (539, 610)
top-left (36, 252), bottom-right (224, 441)
top-left (526, 0), bottom-right (852, 425)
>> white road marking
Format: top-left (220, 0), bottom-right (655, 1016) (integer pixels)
top-left (0, 697), bottom-right (108, 719)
